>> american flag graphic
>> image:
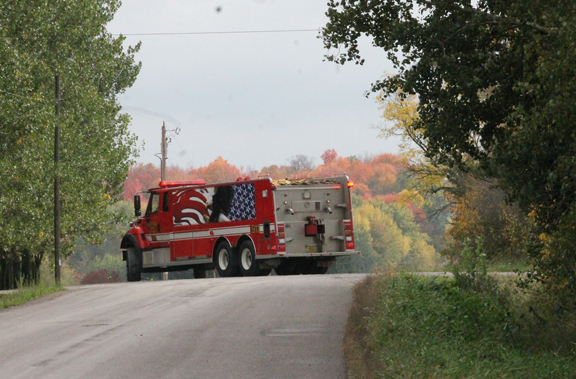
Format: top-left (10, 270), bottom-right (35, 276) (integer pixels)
top-left (227, 183), bottom-right (256, 221)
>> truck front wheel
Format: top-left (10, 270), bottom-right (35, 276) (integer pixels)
top-left (126, 247), bottom-right (141, 282)
top-left (214, 241), bottom-right (239, 277)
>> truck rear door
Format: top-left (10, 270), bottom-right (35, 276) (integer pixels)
top-left (274, 178), bottom-right (351, 255)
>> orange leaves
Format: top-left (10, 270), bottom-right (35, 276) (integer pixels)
top-left (193, 156), bottom-right (241, 184)
top-left (321, 149), bottom-right (338, 164)
top-left (124, 150), bottom-right (412, 207)
top-left (123, 163), bottom-right (160, 200)
top-left (123, 157), bottom-right (244, 200)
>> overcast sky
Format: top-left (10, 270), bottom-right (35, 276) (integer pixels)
top-left (106, 0), bottom-right (398, 170)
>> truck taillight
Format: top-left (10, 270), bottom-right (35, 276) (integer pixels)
top-left (277, 223), bottom-right (286, 252)
top-left (347, 181), bottom-right (354, 188)
top-left (343, 220), bottom-right (355, 251)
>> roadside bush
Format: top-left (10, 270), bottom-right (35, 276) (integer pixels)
top-left (344, 274), bottom-right (576, 379)
top-left (81, 269), bottom-right (124, 285)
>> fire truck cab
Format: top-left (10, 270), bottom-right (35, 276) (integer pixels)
top-left (120, 175), bottom-right (357, 280)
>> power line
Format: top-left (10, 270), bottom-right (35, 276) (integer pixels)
top-left (172, 135), bottom-right (195, 168)
top-left (112, 28), bottom-right (319, 36)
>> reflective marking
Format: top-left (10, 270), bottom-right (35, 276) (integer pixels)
top-left (147, 225), bottom-right (253, 242)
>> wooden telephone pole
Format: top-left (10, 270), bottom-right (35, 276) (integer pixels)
top-left (54, 75), bottom-right (61, 285)
top-left (161, 122), bottom-right (167, 181)
top-left (161, 122), bottom-right (167, 280)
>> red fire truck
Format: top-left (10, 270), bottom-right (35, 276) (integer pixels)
top-left (120, 175), bottom-right (358, 281)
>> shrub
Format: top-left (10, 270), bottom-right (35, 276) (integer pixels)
top-left (81, 269), bottom-right (125, 285)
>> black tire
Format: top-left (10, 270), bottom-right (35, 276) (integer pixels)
top-left (214, 241), bottom-right (239, 277)
top-left (274, 259), bottom-right (296, 276)
top-left (297, 260), bottom-right (320, 275)
top-left (193, 268), bottom-right (207, 279)
top-left (258, 268), bottom-right (272, 276)
top-left (238, 240), bottom-right (260, 277)
top-left (126, 247), bottom-right (141, 282)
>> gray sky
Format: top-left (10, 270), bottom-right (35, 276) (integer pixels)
top-left (107, 0), bottom-right (398, 170)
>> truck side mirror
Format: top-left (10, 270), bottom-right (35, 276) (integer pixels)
top-left (134, 195), bottom-right (141, 217)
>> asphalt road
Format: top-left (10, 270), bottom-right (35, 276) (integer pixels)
top-left (0, 274), bottom-right (365, 379)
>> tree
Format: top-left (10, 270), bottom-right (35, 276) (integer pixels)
top-left (193, 156), bottom-right (242, 184)
top-left (322, 0), bottom-right (576, 306)
top-left (123, 163), bottom-right (160, 201)
top-left (0, 0), bottom-right (141, 289)
top-left (321, 149), bottom-right (338, 165)
top-left (322, 0), bottom-right (575, 218)
top-left (288, 154), bottom-right (316, 175)
top-left (258, 164), bottom-right (291, 181)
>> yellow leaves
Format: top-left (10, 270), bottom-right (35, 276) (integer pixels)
top-left (528, 209), bottom-right (537, 218)
top-left (398, 189), bottom-right (427, 208)
top-left (39, 231), bottom-right (44, 239)
top-left (538, 233), bottom-right (548, 242)
top-left (17, 139), bottom-right (23, 145)
top-left (104, 193), bottom-right (111, 200)
top-left (380, 93), bottom-right (419, 127)
top-left (376, 90), bottom-right (422, 159)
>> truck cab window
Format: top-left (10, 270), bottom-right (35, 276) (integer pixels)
top-left (146, 193), bottom-right (159, 216)
top-left (162, 192), bottom-right (169, 212)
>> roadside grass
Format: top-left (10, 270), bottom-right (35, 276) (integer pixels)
top-left (344, 274), bottom-right (576, 379)
top-left (485, 257), bottom-right (531, 273)
top-left (0, 284), bottom-right (64, 310)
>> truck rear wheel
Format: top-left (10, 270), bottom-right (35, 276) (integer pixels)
top-left (126, 247), bottom-right (141, 282)
top-left (295, 259), bottom-right (320, 275)
top-left (214, 241), bottom-right (239, 277)
top-left (239, 241), bottom-right (261, 277)
top-left (274, 259), bottom-right (296, 275)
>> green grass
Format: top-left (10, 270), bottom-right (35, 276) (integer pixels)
top-left (344, 274), bottom-right (576, 379)
top-left (485, 257), bottom-right (531, 273)
top-left (0, 285), bottom-right (64, 310)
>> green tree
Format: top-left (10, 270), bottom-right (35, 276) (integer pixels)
top-left (322, 0), bottom-right (576, 307)
top-left (0, 0), bottom-right (141, 289)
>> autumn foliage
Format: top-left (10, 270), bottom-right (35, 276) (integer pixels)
top-left (124, 152), bottom-right (408, 202)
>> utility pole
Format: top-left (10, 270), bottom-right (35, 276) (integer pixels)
top-left (54, 75), bottom-right (61, 285)
top-left (159, 122), bottom-right (180, 280)
top-left (161, 122), bottom-right (167, 280)
top-left (161, 121), bottom-right (167, 181)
